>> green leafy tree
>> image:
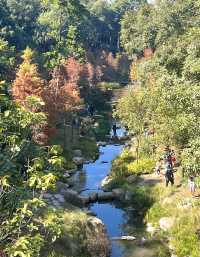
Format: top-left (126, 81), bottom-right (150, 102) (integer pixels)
top-left (0, 83), bottom-right (65, 256)
top-left (6, 0), bottom-right (42, 49)
top-left (0, 38), bottom-right (15, 81)
top-left (116, 86), bottom-right (148, 160)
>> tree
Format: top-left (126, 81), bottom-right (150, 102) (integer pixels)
top-left (66, 25), bottom-right (85, 61)
top-left (43, 57), bottom-right (81, 126)
top-left (0, 83), bottom-right (65, 256)
top-left (116, 86), bottom-right (148, 161)
top-left (0, 38), bottom-right (15, 81)
top-left (120, 0), bottom-right (200, 58)
top-left (12, 47), bottom-right (44, 108)
top-left (6, 0), bottom-right (42, 49)
top-left (111, 0), bottom-right (147, 16)
top-left (120, 4), bottom-right (156, 57)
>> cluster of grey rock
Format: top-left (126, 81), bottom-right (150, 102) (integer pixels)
top-left (43, 180), bottom-right (125, 209)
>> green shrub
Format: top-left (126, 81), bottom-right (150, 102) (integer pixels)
top-left (127, 158), bottom-right (155, 175)
top-left (146, 202), bottom-right (172, 226)
top-left (73, 137), bottom-right (98, 160)
top-left (139, 137), bottom-right (157, 158)
top-left (125, 185), bottom-right (154, 211)
top-left (111, 149), bottom-right (135, 178)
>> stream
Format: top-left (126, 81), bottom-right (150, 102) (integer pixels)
top-left (72, 127), bottom-right (170, 257)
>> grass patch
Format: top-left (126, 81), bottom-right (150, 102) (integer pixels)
top-left (110, 149), bottom-right (155, 181)
top-left (171, 209), bottom-right (200, 257)
top-left (143, 178), bottom-right (200, 257)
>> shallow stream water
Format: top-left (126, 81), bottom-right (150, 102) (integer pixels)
top-left (72, 128), bottom-right (169, 257)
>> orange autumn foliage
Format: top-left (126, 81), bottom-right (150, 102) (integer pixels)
top-left (12, 51), bottom-right (96, 141)
top-left (43, 58), bottom-right (81, 125)
top-left (12, 48), bottom-right (44, 107)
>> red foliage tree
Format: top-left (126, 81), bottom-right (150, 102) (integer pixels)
top-left (43, 59), bottom-right (81, 126)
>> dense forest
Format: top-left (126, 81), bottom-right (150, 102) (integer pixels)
top-left (1, 0), bottom-right (200, 257)
top-left (0, 0), bottom-right (136, 256)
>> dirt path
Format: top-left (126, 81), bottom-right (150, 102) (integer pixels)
top-left (138, 173), bottom-right (164, 187)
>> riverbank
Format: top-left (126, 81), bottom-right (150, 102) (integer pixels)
top-left (41, 86), bottom-right (129, 257)
top-left (106, 147), bottom-right (200, 257)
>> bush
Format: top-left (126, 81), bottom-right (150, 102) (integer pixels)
top-left (146, 202), bottom-right (172, 226)
top-left (127, 158), bottom-right (155, 175)
top-left (128, 185), bottom-right (154, 211)
top-left (73, 137), bottom-right (98, 160)
top-left (111, 149), bottom-right (135, 178)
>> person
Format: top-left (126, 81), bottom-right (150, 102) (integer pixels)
top-left (144, 128), bottom-right (149, 138)
top-left (163, 146), bottom-right (175, 169)
top-left (155, 159), bottom-right (162, 175)
top-left (164, 163), bottom-right (174, 187)
top-left (188, 176), bottom-right (195, 196)
top-left (72, 116), bottom-right (80, 129)
top-left (88, 104), bottom-right (94, 117)
top-left (112, 123), bottom-right (117, 137)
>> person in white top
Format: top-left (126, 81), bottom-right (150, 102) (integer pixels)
top-left (188, 176), bottom-right (195, 195)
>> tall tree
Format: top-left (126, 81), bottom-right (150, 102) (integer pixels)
top-left (43, 57), bottom-right (81, 126)
top-left (0, 38), bottom-right (15, 81)
top-left (12, 47), bottom-right (44, 107)
top-left (6, 0), bottom-right (42, 49)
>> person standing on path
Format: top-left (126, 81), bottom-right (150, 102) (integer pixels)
top-left (112, 123), bottom-right (117, 137)
top-left (164, 163), bottom-right (174, 187)
top-left (188, 176), bottom-right (195, 196)
top-left (88, 104), bottom-right (95, 117)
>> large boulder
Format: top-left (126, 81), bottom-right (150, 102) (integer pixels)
top-left (89, 192), bottom-right (98, 202)
top-left (63, 189), bottom-right (89, 207)
top-left (43, 193), bottom-right (52, 199)
top-left (97, 192), bottom-right (115, 201)
top-left (52, 199), bottom-right (62, 208)
top-left (63, 189), bottom-right (79, 202)
top-left (86, 217), bottom-right (111, 257)
top-left (73, 157), bottom-right (85, 165)
top-left (77, 195), bottom-right (90, 206)
top-left (126, 175), bottom-right (137, 184)
top-left (67, 169), bottom-right (77, 175)
top-left (112, 188), bottom-right (125, 200)
top-left (118, 135), bottom-right (130, 141)
top-left (97, 141), bottom-right (107, 147)
top-left (56, 181), bottom-right (70, 192)
top-left (54, 194), bottom-right (65, 203)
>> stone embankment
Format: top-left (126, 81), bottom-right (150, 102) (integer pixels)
top-left (43, 179), bottom-right (124, 208)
